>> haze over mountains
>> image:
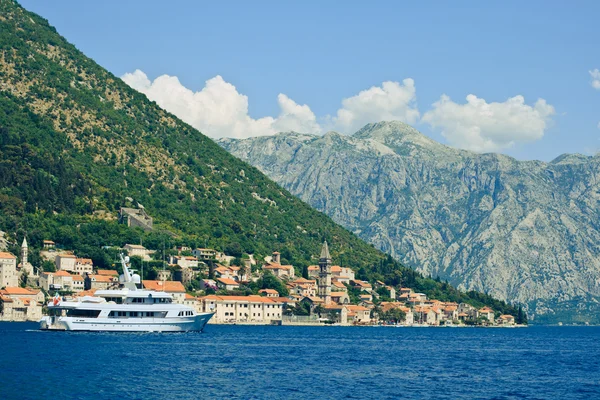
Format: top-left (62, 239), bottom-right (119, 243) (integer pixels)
top-left (220, 121), bottom-right (600, 324)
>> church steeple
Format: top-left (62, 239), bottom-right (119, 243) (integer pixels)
top-left (320, 241), bottom-right (331, 261)
top-left (318, 241), bottom-right (332, 305)
top-left (21, 237), bottom-right (28, 266)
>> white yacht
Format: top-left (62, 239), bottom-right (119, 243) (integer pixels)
top-left (39, 255), bottom-right (213, 332)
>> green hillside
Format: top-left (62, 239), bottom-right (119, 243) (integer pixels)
top-left (0, 0), bottom-right (519, 316)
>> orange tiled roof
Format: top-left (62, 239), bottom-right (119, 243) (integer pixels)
top-left (0, 252), bottom-right (16, 259)
top-left (97, 269), bottom-right (118, 276)
top-left (259, 289), bottom-right (279, 294)
top-left (142, 280), bottom-right (186, 292)
top-left (217, 277), bottom-right (239, 286)
top-left (54, 270), bottom-right (72, 277)
top-left (1, 287), bottom-right (38, 295)
top-left (89, 275), bottom-right (114, 282)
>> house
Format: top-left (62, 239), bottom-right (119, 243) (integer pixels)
top-left (307, 265), bottom-right (319, 279)
top-left (300, 296), bottom-right (325, 313)
top-left (142, 280), bottom-right (186, 304)
top-left (331, 266), bottom-right (355, 284)
top-left (345, 305), bottom-right (371, 324)
top-left (0, 287), bottom-right (44, 321)
top-left (498, 315), bottom-right (515, 325)
top-left (360, 293), bottom-right (373, 303)
top-left (157, 270), bottom-right (172, 281)
top-left (40, 270), bottom-right (74, 291)
top-left (323, 304), bottom-right (349, 324)
top-left (42, 240), bottom-right (56, 249)
top-left (71, 275), bottom-right (85, 292)
top-left (214, 265), bottom-right (236, 280)
top-left (123, 244), bottom-right (154, 261)
top-left (85, 274), bottom-right (118, 291)
top-left (350, 280), bottom-right (372, 293)
top-left (379, 302), bottom-right (413, 324)
top-left (216, 277), bottom-right (240, 291)
top-left (458, 303), bottom-right (477, 319)
top-left (74, 258), bottom-right (94, 275)
top-left (386, 286), bottom-right (396, 299)
top-left (330, 291), bottom-right (350, 305)
top-left (478, 307), bottom-right (495, 322)
top-left (198, 295), bottom-right (283, 324)
top-left (414, 306), bottom-right (438, 325)
top-left (183, 294), bottom-right (200, 312)
top-left (192, 248), bottom-right (217, 262)
top-left (331, 280), bottom-right (347, 292)
top-left (443, 304), bottom-right (459, 320)
top-left (259, 289), bottom-right (279, 298)
top-left (408, 293), bottom-right (427, 305)
top-left (0, 252), bottom-right (18, 288)
top-left (170, 255), bottom-right (199, 269)
top-left (55, 253), bottom-right (77, 272)
top-left (262, 261), bottom-right (295, 279)
top-left (288, 278), bottom-right (317, 298)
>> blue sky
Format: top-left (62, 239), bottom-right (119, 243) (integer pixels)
top-left (19, 0), bottom-right (600, 161)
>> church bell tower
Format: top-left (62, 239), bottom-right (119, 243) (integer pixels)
top-left (318, 241), bottom-right (332, 305)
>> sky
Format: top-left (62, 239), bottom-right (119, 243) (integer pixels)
top-left (18, 0), bottom-right (600, 161)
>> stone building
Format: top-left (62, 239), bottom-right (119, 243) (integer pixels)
top-left (317, 241), bottom-right (332, 305)
top-left (199, 295), bottom-right (283, 324)
top-left (0, 252), bottom-right (18, 288)
top-left (0, 287), bottom-right (44, 321)
top-left (119, 207), bottom-right (153, 231)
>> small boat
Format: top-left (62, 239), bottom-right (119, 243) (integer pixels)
top-left (39, 254), bottom-right (213, 332)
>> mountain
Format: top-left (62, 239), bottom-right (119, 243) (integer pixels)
top-left (0, 1), bottom-right (518, 313)
top-left (219, 121), bottom-right (600, 324)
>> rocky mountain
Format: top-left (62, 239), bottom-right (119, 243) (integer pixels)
top-left (0, 0), bottom-right (520, 313)
top-left (220, 121), bottom-right (600, 323)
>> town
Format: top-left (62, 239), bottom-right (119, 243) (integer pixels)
top-left (0, 236), bottom-right (518, 327)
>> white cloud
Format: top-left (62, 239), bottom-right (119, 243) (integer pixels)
top-left (422, 94), bottom-right (555, 152)
top-left (590, 69), bottom-right (600, 90)
top-left (330, 79), bottom-right (420, 133)
top-left (121, 69), bottom-right (319, 139)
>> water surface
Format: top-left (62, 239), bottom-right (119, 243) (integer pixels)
top-left (1, 323), bottom-right (598, 399)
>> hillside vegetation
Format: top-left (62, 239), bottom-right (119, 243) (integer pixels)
top-left (0, 0), bottom-right (518, 316)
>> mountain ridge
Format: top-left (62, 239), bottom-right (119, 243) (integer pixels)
top-left (220, 121), bottom-right (600, 324)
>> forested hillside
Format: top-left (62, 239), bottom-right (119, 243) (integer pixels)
top-left (0, 0), bottom-right (519, 315)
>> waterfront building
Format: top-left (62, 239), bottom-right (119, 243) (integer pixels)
top-left (0, 252), bottom-right (18, 288)
top-left (199, 295), bottom-right (283, 324)
top-left (0, 287), bottom-right (43, 321)
top-left (478, 307), bottom-right (495, 321)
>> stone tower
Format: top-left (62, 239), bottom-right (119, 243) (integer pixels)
top-left (20, 237), bottom-right (35, 276)
top-left (21, 237), bottom-right (28, 266)
top-left (318, 241), bottom-right (332, 305)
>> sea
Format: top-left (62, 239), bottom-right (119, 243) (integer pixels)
top-left (0, 323), bottom-right (598, 400)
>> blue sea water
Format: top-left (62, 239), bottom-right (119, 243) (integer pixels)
top-left (0, 323), bottom-right (599, 400)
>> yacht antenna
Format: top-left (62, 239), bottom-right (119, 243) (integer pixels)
top-left (119, 253), bottom-right (137, 290)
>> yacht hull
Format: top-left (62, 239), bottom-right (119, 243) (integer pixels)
top-left (40, 313), bottom-right (214, 332)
